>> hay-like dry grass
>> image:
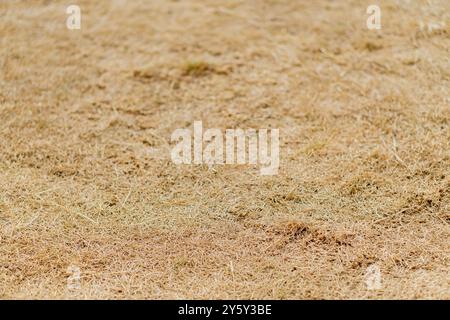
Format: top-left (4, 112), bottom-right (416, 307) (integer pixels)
top-left (0, 0), bottom-right (449, 299)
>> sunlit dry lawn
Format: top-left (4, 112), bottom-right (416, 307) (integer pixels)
top-left (0, 0), bottom-right (449, 299)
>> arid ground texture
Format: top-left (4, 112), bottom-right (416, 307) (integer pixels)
top-left (0, 0), bottom-right (449, 299)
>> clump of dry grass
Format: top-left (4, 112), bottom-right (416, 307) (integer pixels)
top-left (0, 0), bottom-right (449, 299)
top-left (182, 61), bottom-right (215, 77)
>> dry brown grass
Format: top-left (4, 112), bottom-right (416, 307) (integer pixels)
top-left (0, 0), bottom-right (449, 299)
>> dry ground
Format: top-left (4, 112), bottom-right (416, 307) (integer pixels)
top-left (0, 0), bottom-right (449, 299)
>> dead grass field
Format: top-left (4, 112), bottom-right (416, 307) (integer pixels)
top-left (0, 0), bottom-right (449, 299)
